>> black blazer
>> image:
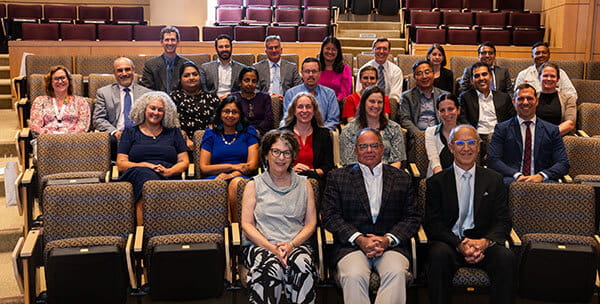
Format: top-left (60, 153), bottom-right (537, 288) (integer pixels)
top-left (458, 89), bottom-right (515, 128)
top-left (425, 165), bottom-right (511, 248)
top-left (280, 125), bottom-right (334, 179)
top-left (322, 164), bottom-right (421, 262)
top-left (434, 67), bottom-right (454, 93)
top-left (459, 65), bottom-right (513, 97)
top-left (140, 54), bottom-right (188, 92)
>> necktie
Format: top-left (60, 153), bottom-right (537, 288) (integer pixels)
top-left (377, 64), bottom-right (386, 93)
top-left (489, 68), bottom-right (496, 91)
top-left (166, 62), bottom-right (173, 93)
top-left (123, 87), bottom-right (133, 128)
top-left (522, 121), bottom-right (533, 176)
top-left (457, 171), bottom-right (472, 238)
top-left (271, 63), bottom-right (281, 95)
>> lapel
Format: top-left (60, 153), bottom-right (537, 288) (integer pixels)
top-left (468, 90), bottom-right (480, 121)
top-left (472, 166), bottom-right (486, 219)
top-left (350, 164), bottom-right (373, 219)
top-left (262, 60), bottom-right (271, 89)
top-left (379, 165), bottom-right (392, 217)
top-left (510, 117), bottom-right (523, 153)
top-left (111, 84), bottom-right (122, 121)
top-left (229, 60), bottom-right (237, 87)
top-left (533, 119), bottom-right (544, 159)
top-left (445, 167), bottom-right (460, 221)
top-left (157, 56), bottom-right (168, 92)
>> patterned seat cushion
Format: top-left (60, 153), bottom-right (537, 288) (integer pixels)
top-left (42, 171), bottom-right (106, 183)
top-left (521, 233), bottom-right (595, 247)
top-left (44, 235), bottom-right (125, 264)
top-left (574, 175), bottom-right (600, 184)
top-left (144, 233), bottom-right (223, 269)
top-left (452, 267), bottom-right (490, 287)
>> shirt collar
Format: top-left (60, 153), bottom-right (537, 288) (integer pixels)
top-left (118, 84), bottom-right (133, 91)
top-left (218, 59), bottom-right (232, 68)
top-left (359, 161), bottom-right (383, 178)
top-left (417, 87), bottom-right (434, 99)
top-left (517, 115), bottom-right (537, 125)
top-left (269, 59), bottom-right (281, 66)
top-left (476, 89), bottom-right (493, 99)
top-left (303, 84), bottom-right (320, 94)
top-left (453, 162), bottom-right (476, 178)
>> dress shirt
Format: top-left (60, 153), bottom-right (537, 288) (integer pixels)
top-left (514, 116), bottom-right (549, 180)
top-left (281, 84), bottom-right (340, 130)
top-left (476, 90), bottom-right (497, 135)
top-left (416, 88), bottom-right (437, 130)
top-left (269, 59), bottom-right (282, 95)
top-left (355, 59), bottom-right (403, 101)
top-left (452, 163), bottom-right (476, 238)
top-left (515, 65), bottom-right (578, 99)
top-left (217, 60), bottom-right (233, 97)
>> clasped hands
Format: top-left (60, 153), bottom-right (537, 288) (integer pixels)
top-left (270, 241), bottom-right (295, 266)
top-left (516, 173), bottom-right (543, 183)
top-left (141, 162), bottom-right (175, 177)
top-left (215, 163), bottom-right (250, 180)
top-left (458, 238), bottom-right (490, 264)
top-left (356, 234), bottom-right (389, 258)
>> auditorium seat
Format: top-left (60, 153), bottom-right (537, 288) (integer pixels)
top-left (405, 0), bottom-right (433, 11)
top-left (356, 53), bottom-right (395, 71)
top-left (246, 0), bottom-right (273, 7)
top-left (274, 7), bottom-right (302, 26)
top-left (217, 0), bottom-right (243, 6)
top-left (77, 6), bottom-right (111, 24)
top-left (396, 54), bottom-right (427, 78)
top-left (266, 25), bottom-right (297, 41)
top-left (585, 61), bottom-right (600, 80)
top-left (97, 24), bottom-right (133, 41)
top-left (112, 6), bottom-right (146, 25)
top-left (257, 53), bottom-right (299, 66)
top-left (465, 0), bottom-right (493, 12)
top-left (182, 54), bottom-right (212, 68)
top-left (449, 56), bottom-right (479, 84)
top-left (234, 25), bottom-right (266, 42)
top-left (216, 7), bottom-right (243, 25)
top-left (178, 26), bottom-right (200, 41)
top-left (571, 79), bottom-right (600, 105)
top-left (415, 28), bottom-right (447, 44)
top-left (406, 11), bottom-right (442, 42)
top-left (21, 23), bottom-right (59, 41)
top-left (552, 60), bottom-right (584, 79)
top-left (60, 24), bottom-right (97, 41)
top-left (202, 25), bottom-right (234, 41)
top-left (303, 7), bottom-right (331, 26)
top-left (75, 54), bottom-right (118, 76)
top-left (443, 12), bottom-right (477, 45)
top-left (577, 103), bottom-right (600, 137)
top-left (245, 7), bottom-right (273, 26)
top-left (563, 136), bottom-right (600, 183)
top-left (497, 0), bottom-right (525, 11)
top-left (6, 4), bottom-right (42, 39)
top-left (88, 73), bottom-right (119, 101)
top-left (131, 54), bottom-right (153, 76)
top-left (43, 4), bottom-right (76, 24)
top-left (297, 26), bottom-right (328, 42)
top-left (495, 57), bottom-right (531, 81)
top-left (476, 12), bottom-right (511, 46)
top-left (434, 0), bottom-right (463, 11)
top-left (509, 12), bottom-right (545, 46)
top-left (133, 25), bottom-right (163, 41)
top-left (304, 0), bottom-right (331, 8)
top-left (274, 0), bottom-right (302, 8)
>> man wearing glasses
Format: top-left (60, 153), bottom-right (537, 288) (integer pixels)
top-left (355, 37), bottom-right (403, 102)
top-left (141, 26), bottom-right (188, 93)
top-left (322, 128), bottom-right (420, 304)
top-left (281, 57), bottom-right (339, 130)
top-left (458, 42), bottom-right (513, 96)
top-left (254, 35), bottom-right (302, 101)
top-left (425, 124), bottom-right (516, 304)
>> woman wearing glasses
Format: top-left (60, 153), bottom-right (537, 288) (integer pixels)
top-left (198, 96), bottom-right (259, 180)
top-left (241, 129), bottom-right (317, 304)
top-left (340, 86), bottom-right (406, 168)
top-left (425, 93), bottom-right (460, 177)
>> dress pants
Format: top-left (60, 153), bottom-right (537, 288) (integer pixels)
top-left (426, 240), bottom-right (516, 304)
top-left (338, 250), bottom-right (410, 304)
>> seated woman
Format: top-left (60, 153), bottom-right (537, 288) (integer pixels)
top-left (425, 93), bottom-right (460, 177)
top-left (231, 66), bottom-right (273, 135)
top-left (170, 61), bottom-right (220, 150)
top-left (117, 91), bottom-right (190, 223)
top-left (317, 36), bottom-right (352, 102)
top-left (30, 65), bottom-right (90, 138)
top-left (241, 129), bottom-right (317, 304)
top-left (537, 62), bottom-right (576, 135)
top-left (281, 92), bottom-right (334, 181)
top-left (199, 96), bottom-right (260, 180)
top-left (426, 44), bottom-right (454, 93)
top-left (340, 86), bottom-right (406, 168)
top-left (342, 65), bottom-right (391, 123)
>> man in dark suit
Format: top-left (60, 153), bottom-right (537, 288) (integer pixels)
top-left (425, 124), bottom-right (515, 304)
top-left (93, 57), bottom-right (151, 159)
top-left (253, 35), bottom-right (302, 101)
top-left (458, 42), bottom-right (513, 96)
top-left (140, 26), bottom-right (188, 93)
top-left (487, 83), bottom-right (569, 183)
top-left (322, 128), bottom-right (421, 304)
top-left (200, 34), bottom-right (246, 99)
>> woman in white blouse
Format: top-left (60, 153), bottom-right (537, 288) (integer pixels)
top-left (425, 93), bottom-right (460, 177)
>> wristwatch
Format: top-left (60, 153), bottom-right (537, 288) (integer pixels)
top-left (386, 235), bottom-right (397, 247)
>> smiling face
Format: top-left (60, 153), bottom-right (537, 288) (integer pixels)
top-left (322, 42), bottom-right (338, 63)
top-left (364, 92), bottom-right (384, 120)
top-left (161, 32), bottom-right (179, 57)
top-left (478, 46), bottom-right (496, 66)
top-left (51, 69), bottom-right (69, 96)
top-left (513, 87), bottom-right (538, 120)
top-left (181, 66), bottom-right (200, 92)
top-left (427, 48), bottom-right (444, 66)
top-left (220, 102), bottom-right (241, 129)
top-left (359, 70), bottom-right (378, 89)
top-left (267, 139), bottom-right (293, 173)
top-left (301, 61), bottom-right (320, 89)
top-left (294, 95), bottom-right (314, 125)
top-left (145, 99), bottom-right (165, 126)
top-left (373, 41), bottom-right (390, 65)
top-left (240, 71), bottom-right (258, 94)
top-left (113, 58), bottom-right (134, 87)
top-left (265, 39), bottom-right (282, 63)
top-left (532, 45), bottom-right (550, 67)
top-left (438, 99), bottom-right (459, 126)
top-left (355, 130), bottom-right (384, 169)
top-left (539, 66), bottom-right (558, 92)
top-left (449, 126), bottom-right (480, 171)
top-left (414, 63), bottom-right (434, 90)
top-left (216, 38), bottom-right (232, 61)
top-left (471, 66), bottom-right (492, 94)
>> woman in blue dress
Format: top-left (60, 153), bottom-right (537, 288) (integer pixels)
top-left (117, 91), bottom-right (189, 224)
top-left (199, 96), bottom-right (260, 180)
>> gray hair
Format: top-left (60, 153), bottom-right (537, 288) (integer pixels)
top-left (264, 35), bottom-right (281, 45)
top-left (129, 91), bottom-right (180, 128)
top-left (113, 57), bottom-right (134, 69)
top-left (448, 124), bottom-right (480, 143)
top-left (354, 127), bottom-right (383, 146)
top-left (160, 26), bottom-right (180, 40)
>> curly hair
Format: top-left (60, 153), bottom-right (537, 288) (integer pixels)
top-left (44, 65), bottom-right (73, 97)
top-left (282, 92), bottom-right (325, 128)
top-left (129, 91), bottom-right (180, 128)
top-left (260, 129), bottom-right (300, 171)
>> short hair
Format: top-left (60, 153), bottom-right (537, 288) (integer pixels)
top-left (160, 26), bottom-right (180, 40)
top-left (44, 65), bottom-right (73, 97)
top-left (301, 56), bottom-right (322, 71)
top-left (513, 83), bottom-right (537, 99)
top-left (470, 62), bottom-right (491, 77)
top-left (215, 34), bottom-right (233, 48)
top-left (238, 66), bottom-right (259, 82)
top-left (532, 41), bottom-right (549, 51)
top-left (319, 36), bottom-right (345, 73)
top-left (354, 127), bottom-right (383, 146)
top-left (260, 129), bottom-right (300, 171)
top-left (371, 37), bottom-right (391, 50)
top-left (358, 65), bottom-right (378, 80)
top-left (113, 57), bottom-right (135, 70)
top-left (412, 60), bottom-right (433, 73)
top-left (436, 93), bottom-right (460, 109)
top-left (212, 95), bottom-right (249, 135)
top-left (426, 43), bottom-right (447, 67)
top-left (477, 42), bottom-right (496, 54)
top-left (282, 92), bottom-right (325, 128)
top-left (448, 124), bottom-right (480, 143)
top-left (357, 86), bottom-right (387, 131)
top-left (129, 91), bottom-right (180, 128)
top-left (264, 35), bottom-right (281, 45)
top-left (538, 62), bottom-right (560, 80)
top-left (176, 61), bottom-right (200, 90)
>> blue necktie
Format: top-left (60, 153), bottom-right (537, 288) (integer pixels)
top-left (377, 64), bottom-right (386, 93)
top-left (271, 63), bottom-right (281, 95)
top-left (457, 171), bottom-right (472, 238)
top-left (166, 62), bottom-right (173, 93)
top-left (123, 87), bottom-right (133, 128)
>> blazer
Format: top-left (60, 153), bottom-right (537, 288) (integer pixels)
top-left (200, 59), bottom-right (246, 94)
top-left (321, 164), bottom-right (421, 262)
top-left (399, 86), bottom-right (449, 135)
top-left (458, 65), bottom-right (513, 97)
top-left (425, 165), bottom-right (511, 247)
top-left (140, 54), bottom-right (188, 92)
top-left (458, 89), bottom-right (515, 128)
top-left (93, 82), bottom-right (152, 133)
top-left (254, 58), bottom-right (302, 95)
top-left (487, 116), bottom-right (570, 180)
top-left (280, 125), bottom-right (334, 178)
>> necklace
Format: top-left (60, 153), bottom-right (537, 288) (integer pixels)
top-left (221, 132), bottom-right (238, 145)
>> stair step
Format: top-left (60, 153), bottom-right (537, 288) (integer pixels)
top-left (0, 297), bottom-right (23, 304)
top-left (0, 55), bottom-right (9, 67)
top-left (343, 46), bottom-right (407, 56)
top-left (0, 252), bottom-right (23, 303)
top-left (337, 29), bottom-right (402, 39)
top-left (337, 21), bottom-right (403, 31)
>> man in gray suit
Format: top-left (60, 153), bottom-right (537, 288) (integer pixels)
top-left (94, 57), bottom-right (152, 158)
top-left (253, 35), bottom-right (302, 101)
top-left (458, 42), bottom-right (513, 96)
top-left (140, 26), bottom-right (188, 93)
top-left (200, 34), bottom-right (246, 99)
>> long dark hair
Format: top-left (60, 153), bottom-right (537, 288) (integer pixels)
top-left (319, 36), bottom-right (345, 74)
top-left (176, 60), bottom-right (201, 90)
top-left (357, 86), bottom-right (388, 131)
top-left (212, 96), bottom-right (249, 135)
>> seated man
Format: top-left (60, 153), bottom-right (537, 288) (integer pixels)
top-left (458, 42), bottom-right (513, 96)
top-left (254, 35), bottom-right (302, 101)
top-left (425, 124), bottom-right (516, 304)
top-left (322, 128), bottom-right (420, 304)
top-left (201, 34), bottom-right (246, 98)
top-left (487, 83), bottom-right (569, 184)
top-left (140, 26), bottom-right (188, 93)
top-left (93, 57), bottom-right (151, 159)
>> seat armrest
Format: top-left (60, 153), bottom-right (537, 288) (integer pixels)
top-left (20, 230), bottom-right (40, 258)
top-left (188, 164), bottom-right (195, 179)
top-left (417, 225), bottom-right (428, 244)
top-left (410, 236), bottom-right (417, 278)
top-left (21, 168), bottom-right (34, 185)
top-left (18, 127), bottom-right (30, 139)
top-left (594, 235), bottom-right (600, 246)
top-left (111, 165), bottom-right (120, 181)
top-left (409, 163), bottom-right (421, 178)
top-left (224, 226), bottom-right (232, 284)
top-left (133, 226), bottom-right (144, 253)
top-left (562, 175), bottom-right (573, 183)
top-left (324, 228), bottom-right (334, 245)
top-left (125, 234), bottom-right (137, 289)
top-left (510, 228), bottom-right (521, 246)
top-left (316, 227), bottom-right (325, 281)
top-left (578, 130), bottom-right (590, 137)
top-left (11, 237), bottom-right (25, 294)
top-left (231, 222), bottom-right (241, 246)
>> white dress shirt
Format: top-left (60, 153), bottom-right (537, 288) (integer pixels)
top-left (452, 163), bottom-right (476, 238)
top-left (217, 60), bottom-right (232, 97)
top-left (476, 90), bottom-right (497, 135)
top-left (268, 59), bottom-right (282, 95)
top-left (355, 59), bottom-right (403, 101)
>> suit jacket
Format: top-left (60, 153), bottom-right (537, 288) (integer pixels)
top-left (458, 89), bottom-right (515, 128)
top-left (399, 86), bottom-right (449, 135)
top-left (280, 125), bottom-right (334, 177)
top-left (93, 82), bottom-right (152, 133)
top-left (140, 54), bottom-right (188, 92)
top-left (425, 166), bottom-right (511, 247)
top-left (487, 116), bottom-right (570, 180)
top-left (200, 59), bottom-right (246, 94)
top-left (254, 58), bottom-right (302, 95)
top-left (459, 65), bottom-right (513, 97)
top-left (321, 164), bottom-right (421, 262)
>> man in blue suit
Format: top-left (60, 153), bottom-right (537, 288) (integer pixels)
top-left (487, 83), bottom-right (569, 184)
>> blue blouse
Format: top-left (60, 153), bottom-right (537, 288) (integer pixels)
top-left (200, 126), bottom-right (259, 178)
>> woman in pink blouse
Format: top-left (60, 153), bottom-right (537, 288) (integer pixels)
top-left (30, 65), bottom-right (90, 137)
top-left (317, 36), bottom-right (352, 102)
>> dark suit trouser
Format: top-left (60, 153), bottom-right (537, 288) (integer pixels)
top-left (110, 134), bottom-right (118, 161)
top-left (426, 240), bottom-right (516, 304)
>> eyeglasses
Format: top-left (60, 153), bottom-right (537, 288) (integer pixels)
top-left (52, 76), bottom-right (67, 82)
top-left (356, 143), bottom-right (381, 150)
top-left (414, 70), bottom-right (432, 77)
top-left (270, 148), bottom-right (292, 158)
top-left (453, 140), bottom-right (479, 148)
top-left (302, 69), bottom-right (319, 74)
top-left (478, 51), bottom-right (495, 55)
top-left (222, 109), bottom-right (240, 115)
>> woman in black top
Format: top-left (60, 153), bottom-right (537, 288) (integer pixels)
top-left (427, 44), bottom-right (454, 93)
top-left (537, 62), bottom-right (577, 135)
